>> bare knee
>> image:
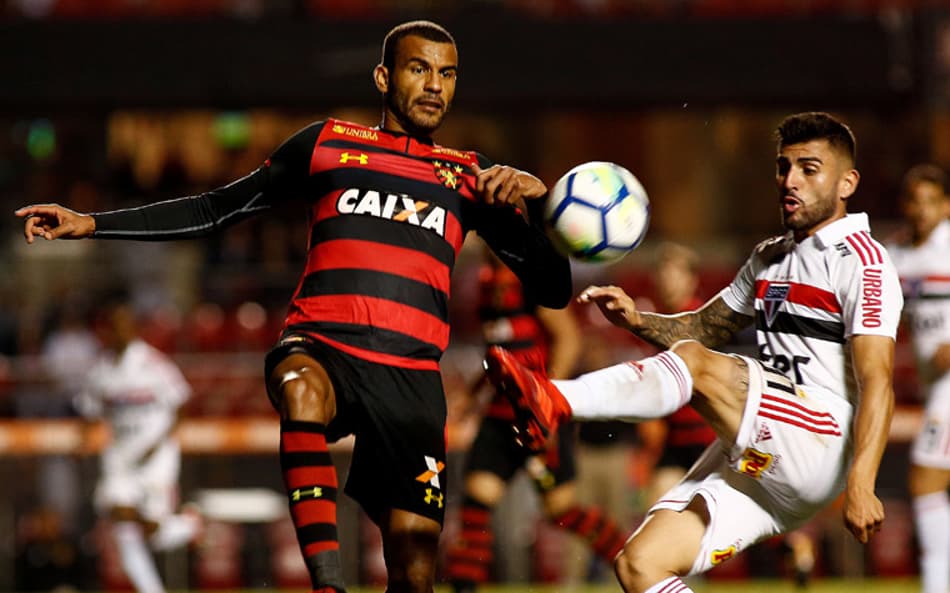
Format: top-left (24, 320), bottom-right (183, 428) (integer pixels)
top-left (614, 540), bottom-right (674, 593)
top-left (382, 512), bottom-right (441, 593)
top-left (670, 339), bottom-right (712, 374)
top-left (269, 353), bottom-right (336, 423)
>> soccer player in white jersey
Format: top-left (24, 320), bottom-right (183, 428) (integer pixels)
top-left (484, 112), bottom-right (902, 593)
top-left (887, 164), bottom-right (950, 593)
top-left (75, 291), bottom-right (201, 593)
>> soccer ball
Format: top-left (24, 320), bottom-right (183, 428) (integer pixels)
top-left (544, 161), bottom-right (650, 264)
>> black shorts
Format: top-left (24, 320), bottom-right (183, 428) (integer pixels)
top-left (265, 334), bottom-right (448, 525)
top-left (464, 417), bottom-right (576, 491)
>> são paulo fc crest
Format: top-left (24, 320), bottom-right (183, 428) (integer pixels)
top-left (433, 160), bottom-right (463, 190)
top-left (763, 283), bottom-right (791, 327)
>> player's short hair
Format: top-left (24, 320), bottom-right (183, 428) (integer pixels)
top-left (380, 20), bottom-right (455, 71)
top-left (93, 286), bottom-right (134, 320)
top-left (776, 112), bottom-right (857, 164)
top-left (901, 163), bottom-right (948, 197)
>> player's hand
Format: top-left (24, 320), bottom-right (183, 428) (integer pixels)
top-left (577, 285), bottom-right (642, 332)
top-left (15, 203), bottom-right (95, 243)
top-left (472, 163), bottom-right (547, 206)
top-left (842, 484), bottom-right (884, 543)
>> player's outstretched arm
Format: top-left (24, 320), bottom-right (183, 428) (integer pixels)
top-left (843, 334), bottom-right (895, 544)
top-left (16, 204), bottom-right (95, 243)
top-left (578, 286), bottom-right (752, 349)
top-left (577, 285), bottom-right (642, 333)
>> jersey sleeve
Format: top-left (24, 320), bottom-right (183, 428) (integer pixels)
top-left (468, 190), bottom-right (572, 309)
top-left (155, 354), bottom-right (191, 408)
top-left (92, 122), bottom-right (324, 240)
top-left (838, 244), bottom-right (903, 339)
top-left (73, 369), bottom-right (104, 418)
top-left (475, 152), bottom-right (494, 169)
top-left (719, 251), bottom-right (760, 316)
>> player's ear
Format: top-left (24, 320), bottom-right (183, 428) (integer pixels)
top-left (373, 64), bottom-right (389, 94)
top-left (839, 168), bottom-right (859, 200)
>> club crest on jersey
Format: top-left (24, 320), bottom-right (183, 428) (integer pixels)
top-left (901, 277), bottom-right (922, 299)
top-left (762, 283), bottom-right (791, 327)
top-left (433, 160), bottom-right (464, 190)
top-left (337, 188), bottom-right (446, 237)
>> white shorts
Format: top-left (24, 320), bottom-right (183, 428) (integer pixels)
top-left (911, 375), bottom-right (950, 470)
top-left (95, 440), bottom-right (181, 522)
top-left (649, 356), bottom-right (853, 575)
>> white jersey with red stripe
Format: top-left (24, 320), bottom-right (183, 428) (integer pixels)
top-left (888, 219), bottom-right (950, 383)
top-left (888, 219), bottom-right (950, 469)
top-left (720, 213), bottom-right (902, 406)
top-left (650, 214), bottom-right (902, 575)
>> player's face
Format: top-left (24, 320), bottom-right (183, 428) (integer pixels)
top-left (380, 36), bottom-right (457, 135)
top-left (94, 305), bottom-right (136, 351)
top-left (901, 180), bottom-right (948, 243)
top-left (775, 139), bottom-right (857, 238)
top-left (655, 257), bottom-right (698, 313)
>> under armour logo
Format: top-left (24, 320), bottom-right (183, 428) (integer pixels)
top-left (339, 152), bottom-right (368, 165)
top-left (415, 456), bottom-right (445, 488)
top-left (291, 487), bottom-right (323, 502)
top-left (424, 488), bottom-right (444, 508)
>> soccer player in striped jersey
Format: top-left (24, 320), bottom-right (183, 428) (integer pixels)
top-left (75, 290), bottom-right (201, 593)
top-left (887, 164), bottom-right (950, 593)
top-left (484, 112), bottom-right (902, 593)
top-left (15, 21), bottom-right (572, 593)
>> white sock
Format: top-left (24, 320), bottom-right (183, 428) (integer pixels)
top-left (149, 512), bottom-right (200, 551)
top-left (554, 351), bottom-right (693, 421)
top-left (644, 576), bottom-right (694, 593)
top-left (913, 490), bottom-right (950, 593)
top-left (113, 521), bottom-right (165, 593)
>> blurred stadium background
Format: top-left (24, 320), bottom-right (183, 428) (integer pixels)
top-left (1, 0), bottom-right (949, 591)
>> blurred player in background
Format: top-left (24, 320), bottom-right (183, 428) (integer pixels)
top-left (75, 290), bottom-right (200, 593)
top-left (887, 164), bottom-right (950, 593)
top-left (639, 242), bottom-right (714, 507)
top-left (445, 246), bottom-right (627, 592)
top-left (485, 112), bottom-right (901, 593)
top-left (16, 20), bottom-right (571, 593)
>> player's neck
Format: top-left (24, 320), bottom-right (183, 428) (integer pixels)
top-left (911, 222), bottom-right (940, 247)
top-left (379, 112), bottom-right (433, 142)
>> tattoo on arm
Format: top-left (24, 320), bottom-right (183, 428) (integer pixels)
top-left (634, 297), bottom-right (753, 349)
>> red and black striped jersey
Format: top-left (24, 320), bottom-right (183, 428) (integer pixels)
top-left (477, 262), bottom-right (548, 368)
top-left (665, 405), bottom-right (717, 448)
top-left (91, 119), bottom-right (572, 369)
